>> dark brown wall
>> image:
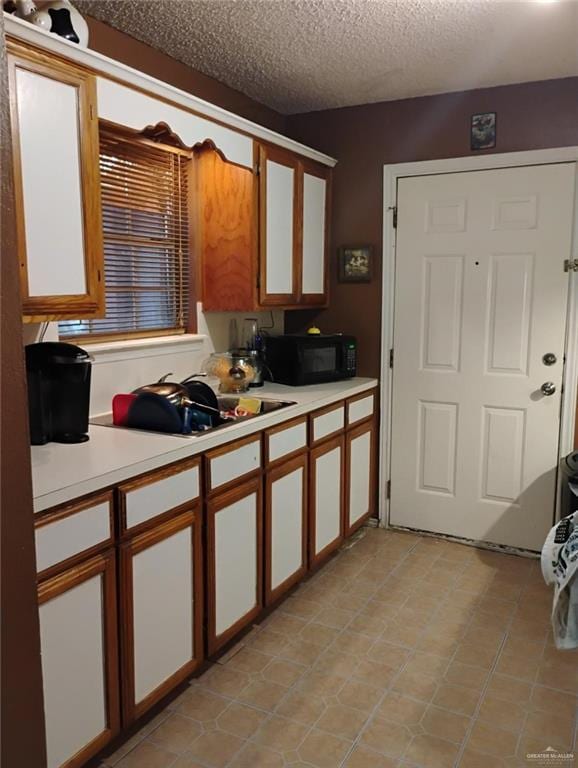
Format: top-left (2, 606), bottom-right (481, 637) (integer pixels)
top-left (86, 16), bottom-right (286, 134)
top-left (0, 15), bottom-right (46, 767)
top-left (286, 78), bottom-right (578, 378)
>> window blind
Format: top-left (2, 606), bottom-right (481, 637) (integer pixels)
top-left (60, 129), bottom-right (190, 339)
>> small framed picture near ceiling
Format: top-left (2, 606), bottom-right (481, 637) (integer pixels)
top-left (471, 112), bottom-right (497, 151)
top-left (338, 246), bottom-right (372, 283)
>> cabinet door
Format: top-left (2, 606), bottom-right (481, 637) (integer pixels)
top-left (309, 435), bottom-right (344, 567)
top-left (120, 507), bottom-right (203, 723)
top-left (300, 160), bottom-right (330, 306)
top-left (8, 45), bottom-right (104, 322)
top-left (345, 420), bottom-right (376, 536)
top-left (198, 147), bottom-right (258, 312)
top-left (265, 453), bottom-right (308, 605)
top-left (259, 144), bottom-right (299, 305)
top-left (38, 552), bottom-right (119, 768)
top-left (207, 476), bottom-right (263, 654)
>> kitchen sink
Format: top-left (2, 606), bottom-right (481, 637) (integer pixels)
top-left (90, 396), bottom-right (297, 437)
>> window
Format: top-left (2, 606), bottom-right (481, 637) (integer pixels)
top-left (59, 129), bottom-right (191, 340)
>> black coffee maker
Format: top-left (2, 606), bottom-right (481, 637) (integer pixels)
top-left (25, 342), bottom-right (92, 445)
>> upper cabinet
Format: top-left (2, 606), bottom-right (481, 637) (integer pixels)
top-left (8, 45), bottom-right (105, 322)
top-left (259, 145), bottom-right (300, 306)
top-left (259, 145), bottom-right (330, 309)
top-left (199, 144), bottom-right (331, 312)
top-left (6, 34), bottom-right (335, 320)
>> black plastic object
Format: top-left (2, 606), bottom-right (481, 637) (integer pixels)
top-left (560, 451), bottom-right (578, 520)
top-left (126, 393), bottom-right (186, 434)
top-left (181, 380), bottom-right (219, 411)
top-left (25, 342), bottom-right (91, 445)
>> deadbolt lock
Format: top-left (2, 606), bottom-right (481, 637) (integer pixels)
top-left (542, 353), bottom-right (557, 366)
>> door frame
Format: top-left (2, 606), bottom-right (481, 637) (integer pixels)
top-left (379, 147), bottom-right (578, 527)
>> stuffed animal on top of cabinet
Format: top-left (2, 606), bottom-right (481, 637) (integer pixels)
top-left (10, 0), bottom-right (89, 46)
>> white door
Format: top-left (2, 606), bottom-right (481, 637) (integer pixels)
top-left (390, 163), bottom-right (575, 551)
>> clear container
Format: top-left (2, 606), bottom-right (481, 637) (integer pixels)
top-left (203, 352), bottom-right (256, 393)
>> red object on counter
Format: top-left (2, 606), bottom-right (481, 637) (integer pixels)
top-left (112, 394), bottom-right (137, 426)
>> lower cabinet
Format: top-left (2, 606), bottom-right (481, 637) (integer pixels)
top-left (265, 452), bottom-right (308, 605)
top-left (38, 551), bottom-right (120, 768)
top-left (120, 507), bottom-right (203, 724)
top-left (206, 476), bottom-right (263, 655)
top-left (344, 419), bottom-right (376, 536)
top-left (309, 434), bottom-right (344, 567)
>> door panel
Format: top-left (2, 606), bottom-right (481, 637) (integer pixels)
top-left (38, 553), bottom-right (119, 768)
top-left (207, 477), bottom-right (263, 654)
top-left (391, 163), bottom-right (575, 551)
top-left (121, 509), bottom-right (202, 723)
top-left (310, 435), bottom-right (344, 565)
top-left (265, 453), bottom-right (308, 604)
top-left (259, 145), bottom-right (299, 305)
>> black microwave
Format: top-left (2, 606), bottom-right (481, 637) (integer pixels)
top-left (264, 334), bottom-right (357, 386)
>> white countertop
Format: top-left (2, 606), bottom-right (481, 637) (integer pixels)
top-left (31, 378), bottom-right (378, 513)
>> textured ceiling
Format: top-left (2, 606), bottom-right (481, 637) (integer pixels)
top-left (76, 0), bottom-right (578, 114)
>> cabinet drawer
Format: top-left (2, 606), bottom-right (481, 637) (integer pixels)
top-left (265, 416), bottom-right (308, 466)
top-left (206, 435), bottom-right (261, 494)
top-left (35, 492), bottom-right (113, 576)
top-left (310, 402), bottom-right (345, 445)
top-left (119, 458), bottom-right (200, 532)
top-left (347, 390), bottom-right (376, 427)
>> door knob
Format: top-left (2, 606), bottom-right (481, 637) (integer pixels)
top-left (541, 382), bottom-right (556, 396)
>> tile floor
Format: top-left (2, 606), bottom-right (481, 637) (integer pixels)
top-left (101, 528), bottom-right (578, 768)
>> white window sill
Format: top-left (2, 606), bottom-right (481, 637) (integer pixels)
top-left (84, 334), bottom-right (207, 363)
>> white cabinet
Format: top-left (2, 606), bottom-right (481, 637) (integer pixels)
top-left (259, 145), bottom-right (299, 305)
top-left (301, 161), bottom-right (329, 304)
top-left (119, 458), bottom-right (200, 533)
top-left (259, 145), bottom-right (330, 308)
top-left (206, 476), bottom-right (263, 654)
top-left (345, 420), bottom-right (376, 536)
top-left (265, 453), bottom-right (308, 604)
top-left (38, 552), bottom-right (119, 768)
top-left (206, 435), bottom-right (261, 495)
top-left (120, 507), bottom-right (202, 723)
top-left (309, 434), bottom-right (344, 567)
top-left (8, 44), bottom-right (104, 321)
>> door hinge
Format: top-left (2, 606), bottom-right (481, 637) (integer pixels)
top-left (389, 349), bottom-right (394, 369)
top-left (564, 259), bottom-right (578, 273)
top-left (254, 163), bottom-right (260, 176)
top-left (392, 206), bottom-right (398, 229)
top-left (386, 480), bottom-right (391, 499)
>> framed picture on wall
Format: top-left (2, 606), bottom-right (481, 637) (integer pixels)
top-left (471, 112), bottom-right (497, 150)
top-left (338, 246), bottom-right (372, 283)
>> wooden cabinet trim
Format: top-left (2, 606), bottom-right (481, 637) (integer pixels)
top-left (346, 389), bottom-right (377, 428)
top-left (264, 415), bottom-right (308, 468)
top-left (308, 434), bottom-right (345, 569)
top-left (120, 506), bottom-right (203, 724)
top-left (309, 401), bottom-right (346, 447)
top-left (38, 550), bottom-right (121, 768)
top-left (206, 476), bottom-right (263, 655)
top-left (8, 46), bottom-right (105, 321)
top-left (205, 433), bottom-right (262, 496)
top-left (344, 418), bottom-right (377, 537)
top-left (264, 452), bottom-right (308, 606)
